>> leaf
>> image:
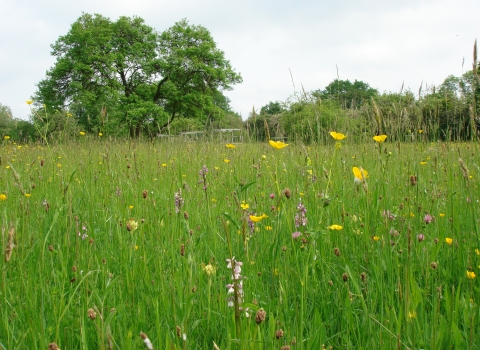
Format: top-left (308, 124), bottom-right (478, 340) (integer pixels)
top-left (239, 181), bottom-right (256, 193)
top-left (220, 212), bottom-right (239, 230)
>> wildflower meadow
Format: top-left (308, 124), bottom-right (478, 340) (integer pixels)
top-left (1, 134), bottom-right (479, 349)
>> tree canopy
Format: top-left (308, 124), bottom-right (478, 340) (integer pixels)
top-left (313, 79), bottom-right (378, 109)
top-left (35, 14), bottom-right (242, 137)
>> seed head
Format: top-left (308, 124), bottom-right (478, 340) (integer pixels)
top-left (410, 175), bottom-right (417, 186)
top-left (87, 308), bottom-right (96, 320)
top-left (255, 309), bottom-right (266, 324)
top-left (334, 247), bottom-right (340, 257)
top-left (360, 272), bottom-right (367, 282)
top-left (275, 329), bottom-right (284, 339)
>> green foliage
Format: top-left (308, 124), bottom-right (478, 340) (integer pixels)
top-left (0, 103), bottom-right (14, 136)
top-left (0, 103), bottom-right (36, 142)
top-left (244, 114), bottom-right (282, 143)
top-left (282, 97), bottom-right (345, 143)
top-left (314, 79), bottom-right (379, 109)
top-left (165, 116), bottom-right (205, 134)
top-left (260, 101), bottom-right (284, 115)
top-left (156, 20), bottom-right (242, 128)
top-left (34, 14), bottom-right (242, 138)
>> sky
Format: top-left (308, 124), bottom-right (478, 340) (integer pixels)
top-left (1, 0), bottom-right (479, 121)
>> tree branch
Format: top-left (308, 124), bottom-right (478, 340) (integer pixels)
top-left (154, 76), bottom-right (169, 101)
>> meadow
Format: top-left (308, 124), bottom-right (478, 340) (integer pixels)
top-left (0, 135), bottom-right (479, 349)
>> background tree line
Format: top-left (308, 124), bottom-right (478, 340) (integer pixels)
top-left (246, 59), bottom-right (480, 143)
top-left (1, 17), bottom-right (478, 143)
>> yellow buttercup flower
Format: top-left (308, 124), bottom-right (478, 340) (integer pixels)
top-left (25, 194), bottom-right (31, 198)
top-left (445, 238), bottom-right (453, 245)
top-left (240, 201), bottom-right (249, 210)
top-left (0, 194), bottom-right (7, 201)
top-left (328, 224), bottom-right (343, 231)
top-left (26, 99), bottom-right (33, 105)
top-left (79, 132), bottom-right (86, 136)
top-left (373, 135), bottom-right (387, 143)
top-left (269, 140), bottom-right (289, 149)
top-left (224, 159), bottom-right (230, 163)
top-left (3, 136), bottom-right (10, 140)
top-left (249, 214), bottom-right (268, 222)
top-left (98, 132), bottom-right (103, 137)
top-left (373, 236), bottom-right (380, 241)
top-left (225, 143), bottom-right (236, 148)
top-left (467, 271), bottom-right (476, 279)
top-left (329, 131), bottom-right (346, 141)
top-left (352, 167), bottom-right (368, 183)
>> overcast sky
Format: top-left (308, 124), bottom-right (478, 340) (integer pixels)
top-left (1, 0), bottom-right (479, 120)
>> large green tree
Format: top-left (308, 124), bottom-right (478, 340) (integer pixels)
top-left (35, 14), bottom-right (242, 137)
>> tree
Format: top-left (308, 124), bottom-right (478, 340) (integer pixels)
top-left (0, 103), bottom-right (36, 141)
top-left (0, 103), bottom-right (14, 137)
top-left (314, 79), bottom-right (378, 109)
top-left (35, 14), bottom-right (242, 137)
top-left (260, 101), bottom-right (283, 115)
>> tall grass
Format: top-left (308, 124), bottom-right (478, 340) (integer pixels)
top-left (0, 136), bottom-right (479, 349)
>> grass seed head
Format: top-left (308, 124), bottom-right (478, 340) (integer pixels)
top-left (87, 308), bottom-right (96, 320)
top-left (275, 329), bottom-right (284, 339)
top-left (255, 309), bottom-right (266, 324)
